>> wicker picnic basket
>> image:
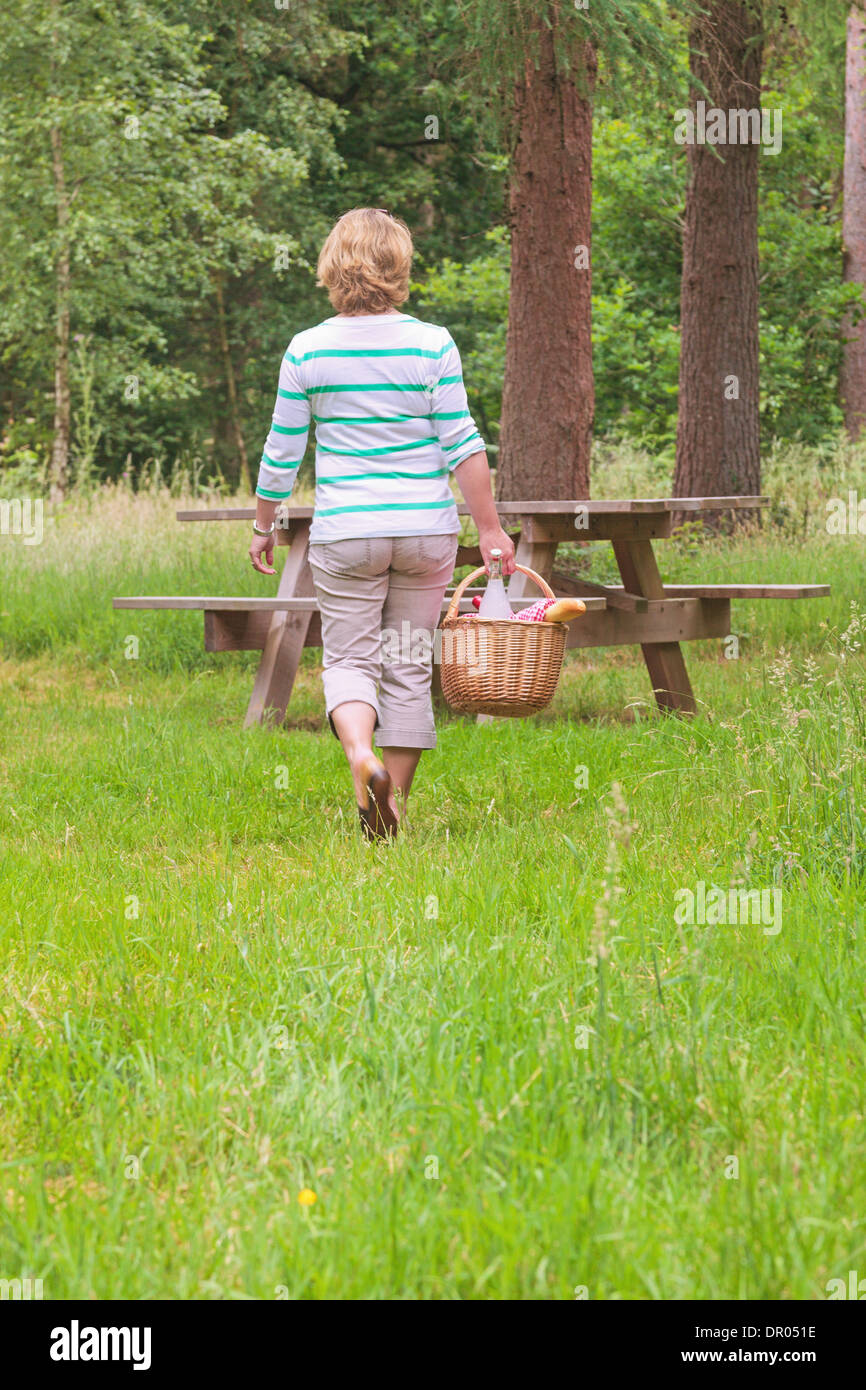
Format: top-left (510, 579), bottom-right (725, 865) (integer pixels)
top-left (439, 565), bottom-right (568, 717)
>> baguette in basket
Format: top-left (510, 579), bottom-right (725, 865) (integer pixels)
top-left (469, 594), bottom-right (586, 623)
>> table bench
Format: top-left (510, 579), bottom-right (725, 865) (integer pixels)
top-left (113, 497), bottom-right (830, 725)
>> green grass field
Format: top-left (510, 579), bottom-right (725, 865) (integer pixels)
top-left (1, 479), bottom-right (865, 1300)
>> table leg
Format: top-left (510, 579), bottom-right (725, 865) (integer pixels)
top-left (612, 537), bottom-right (697, 715)
top-left (507, 526), bottom-right (559, 598)
top-left (244, 520), bottom-right (315, 727)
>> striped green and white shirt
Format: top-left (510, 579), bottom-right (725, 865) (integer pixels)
top-left (256, 312), bottom-right (485, 543)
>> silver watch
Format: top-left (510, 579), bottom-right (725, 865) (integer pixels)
top-left (252, 521), bottom-right (275, 537)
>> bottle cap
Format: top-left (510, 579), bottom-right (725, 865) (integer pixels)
top-left (490, 548), bottom-right (502, 558)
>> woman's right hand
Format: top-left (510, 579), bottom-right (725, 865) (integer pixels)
top-left (479, 526), bottom-right (516, 575)
top-left (249, 532), bottom-right (276, 576)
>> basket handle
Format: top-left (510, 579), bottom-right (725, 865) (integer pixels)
top-left (444, 564), bottom-right (556, 622)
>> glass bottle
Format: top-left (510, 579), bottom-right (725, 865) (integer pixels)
top-left (477, 548), bottom-right (513, 618)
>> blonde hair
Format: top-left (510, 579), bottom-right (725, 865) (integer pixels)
top-left (316, 208), bottom-right (413, 315)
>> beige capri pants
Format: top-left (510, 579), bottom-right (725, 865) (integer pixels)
top-left (308, 533), bottom-right (459, 750)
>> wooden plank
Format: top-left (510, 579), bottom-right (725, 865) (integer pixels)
top-left (114, 596), bottom-right (320, 611)
top-left (178, 502), bottom-right (656, 523)
top-left (181, 597), bottom-right (723, 657)
top-left (175, 496), bottom-right (769, 525)
top-left (552, 575), bottom-right (648, 613)
top-left (176, 507), bottom-right (258, 522)
top-left (172, 596), bottom-right (610, 659)
top-left (176, 505), bottom-right (305, 528)
top-left (496, 499), bottom-right (670, 515)
top-left (114, 594), bottom-right (607, 614)
top-left (274, 519), bottom-right (304, 545)
top-left (245, 520), bottom-right (315, 727)
top-left (566, 598), bottom-right (730, 650)
top-left (659, 583), bottom-right (830, 600)
top-left (490, 497), bottom-right (767, 514)
top-left (206, 610), bottom-right (322, 652)
top-left (613, 537), bottom-right (697, 714)
top-left (204, 596), bottom-right (608, 652)
top-left (675, 496), bottom-right (768, 511)
top-left (523, 514), bottom-right (674, 543)
top-left (206, 610), bottom-right (270, 652)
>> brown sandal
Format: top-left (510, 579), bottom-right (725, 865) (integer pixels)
top-left (357, 755), bottom-right (399, 842)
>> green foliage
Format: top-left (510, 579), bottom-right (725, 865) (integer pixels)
top-left (0, 0), bottom-right (352, 484)
top-left (0, 0), bottom-right (860, 485)
top-left (454, 0), bottom-right (694, 136)
top-left (418, 58), bottom-right (860, 457)
top-left (755, 57), bottom-right (863, 444)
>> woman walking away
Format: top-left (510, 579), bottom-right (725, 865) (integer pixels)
top-left (249, 208), bottom-right (515, 840)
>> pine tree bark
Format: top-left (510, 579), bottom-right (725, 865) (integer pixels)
top-left (674, 2), bottom-right (762, 504)
top-left (841, 2), bottom-right (866, 439)
top-left (49, 2), bottom-right (71, 505)
top-left (496, 16), bottom-right (595, 501)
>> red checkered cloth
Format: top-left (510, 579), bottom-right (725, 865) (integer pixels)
top-left (512, 598), bottom-right (557, 622)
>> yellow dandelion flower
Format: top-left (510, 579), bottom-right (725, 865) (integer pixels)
top-left (297, 1188), bottom-right (317, 1207)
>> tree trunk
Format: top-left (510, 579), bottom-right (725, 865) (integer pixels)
top-left (496, 17), bottom-right (595, 501)
top-left (674, 2), bottom-right (762, 505)
top-left (49, 4), bottom-right (70, 505)
top-left (841, 2), bottom-right (866, 439)
top-left (214, 275), bottom-right (251, 493)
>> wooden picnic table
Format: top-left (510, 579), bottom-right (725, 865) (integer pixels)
top-left (114, 497), bottom-right (830, 725)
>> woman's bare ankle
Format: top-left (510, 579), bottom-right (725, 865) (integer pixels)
top-left (343, 746), bottom-right (369, 801)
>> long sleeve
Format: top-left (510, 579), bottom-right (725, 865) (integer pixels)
top-left (255, 343), bottom-right (311, 500)
top-left (429, 335), bottom-right (485, 470)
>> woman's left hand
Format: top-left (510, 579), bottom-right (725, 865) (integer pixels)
top-left (249, 533), bottom-right (276, 576)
